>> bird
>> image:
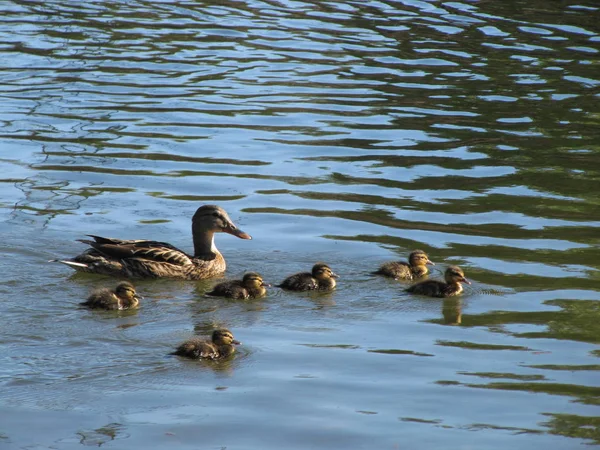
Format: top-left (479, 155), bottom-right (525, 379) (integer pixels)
top-left (172, 329), bottom-right (241, 360)
top-left (277, 263), bottom-right (339, 291)
top-left (80, 281), bottom-right (142, 310)
top-left (373, 249), bottom-right (434, 280)
top-left (52, 205), bottom-right (251, 280)
top-left (206, 272), bottom-right (270, 299)
top-left (406, 265), bottom-right (470, 297)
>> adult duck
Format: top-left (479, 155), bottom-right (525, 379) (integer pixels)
top-left (54, 205), bottom-right (251, 279)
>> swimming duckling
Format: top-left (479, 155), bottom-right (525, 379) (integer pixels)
top-left (206, 272), bottom-right (270, 299)
top-left (373, 249), bottom-right (434, 280)
top-left (80, 281), bottom-right (142, 310)
top-left (53, 205), bottom-right (251, 280)
top-left (172, 329), bottom-right (241, 360)
top-left (277, 263), bottom-right (339, 291)
top-left (406, 265), bottom-right (470, 298)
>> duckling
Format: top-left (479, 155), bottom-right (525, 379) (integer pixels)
top-left (206, 272), bottom-right (270, 299)
top-left (277, 263), bottom-right (339, 291)
top-left (373, 249), bottom-right (434, 280)
top-left (172, 329), bottom-right (241, 360)
top-left (52, 205), bottom-right (251, 280)
top-left (406, 265), bottom-right (470, 298)
top-left (80, 281), bottom-right (142, 310)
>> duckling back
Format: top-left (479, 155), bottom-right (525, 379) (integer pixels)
top-left (374, 250), bottom-right (433, 280)
top-left (80, 288), bottom-right (120, 309)
top-left (278, 263), bottom-right (338, 291)
top-left (80, 282), bottom-right (140, 310)
top-left (206, 280), bottom-right (249, 299)
top-left (405, 280), bottom-right (449, 297)
top-left (206, 272), bottom-right (269, 299)
top-left (172, 337), bottom-right (220, 359)
top-left (277, 272), bottom-right (319, 291)
top-left (373, 261), bottom-right (413, 280)
top-left (172, 329), bottom-right (240, 359)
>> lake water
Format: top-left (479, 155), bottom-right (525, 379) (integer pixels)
top-left (1, 0), bottom-right (599, 448)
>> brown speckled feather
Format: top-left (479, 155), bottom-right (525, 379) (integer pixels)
top-left (278, 263), bottom-right (338, 291)
top-left (172, 337), bottom-right (221, 359)
top-left (172, 329), bottom-right (240, 360)
top-left (406, 266), bottom-right (469, 298)
top-left (53, 205), bottom-right (251, 280)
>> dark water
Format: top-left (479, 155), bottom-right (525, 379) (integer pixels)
top-left (1, 0), bottom-right (599, 448)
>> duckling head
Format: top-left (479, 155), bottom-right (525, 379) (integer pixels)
top-left (192, 205), bottom-right (251, 240)
top-left (409, 250), bottom-right (434, 267)
top-left (115, 282), bottom-right (142, 304)
top-left (211, 328), bottom-right (241, 346)
top-left (444, 266), bottom-right (470, 285)
top-left (312, 263), bottom-right (339, 281)
top-left (242, 272), bottom-right (271, 288)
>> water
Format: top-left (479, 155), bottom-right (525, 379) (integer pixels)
top-left (1, 0), bottom-right (599, 448)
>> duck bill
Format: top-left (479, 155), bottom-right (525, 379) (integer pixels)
top-left (134, 294), bottom-right (144, 300)
top-left (460, 277), bottom-right (471, 285)
top-left (261, 282), bottom-right (272, 287)
top-left (427, 259), bottom-right (435, 266)
top-left (232, 340), bottom-right (242, 345)
top-left (225, 224), bottom-right (252, 240)
top-left (331, 272), bottom-right (340, 279)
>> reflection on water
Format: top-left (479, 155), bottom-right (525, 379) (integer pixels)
top-left (1, 0), bottom-right (599, 449)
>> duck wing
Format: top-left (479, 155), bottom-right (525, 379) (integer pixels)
top-left (172, 338), bottom-right (219, 359)
top-left (80, 235), bottom-right (193, 266)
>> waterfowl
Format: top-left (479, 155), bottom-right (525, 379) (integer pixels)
top-left (206, 272), bottom-right (270, 299)
top-left (373, 249), bottom-right (434, 280)
top-left (406, 265), bottom-right (470, 298)
top-left (172, 329), bottom-right (241, 360)
top-left (53, 205), bottom-right (251, 280)
top-left (80, 281), bottom-right (142, 310)
top-left (277, 263), bottom-right (338, 291)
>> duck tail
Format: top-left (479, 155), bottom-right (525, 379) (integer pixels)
top-left (49, 259), bottom-right (89, 270)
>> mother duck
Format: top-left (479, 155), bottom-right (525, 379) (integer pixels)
top-left (54, 205), bottom-right (251, 279)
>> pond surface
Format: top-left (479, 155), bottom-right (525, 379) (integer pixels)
top-left (1, 0), bottom-right (599, 448)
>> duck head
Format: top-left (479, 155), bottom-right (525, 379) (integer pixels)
top-left (312, 263), bottom-right (339, 281)
top-left (211, 328), bottom-right (241, 346)
top-left (444, 266), bottom-right (470, 285)
top-left (115, 281), bottom-right (142, 307)
top-left (192, 205), bottom-right (251, 240)
top-left (242, 272), bottom-right (271, 288)
top-left (409, 250), bottom-right (434, 267)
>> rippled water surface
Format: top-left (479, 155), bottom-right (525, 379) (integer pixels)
top-left (1, 0), bottom-right (599, 448)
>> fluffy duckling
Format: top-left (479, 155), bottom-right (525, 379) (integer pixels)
top-left (172, 329), bottom-right (241, 360)
top-left (80, 281), bottom-right (142, 310)
top-left (406, 265), bottom-right (470, 298)
top-left (206, 272), bottom-right (270, 299)
top-left (373, 249), bottom-right (434, 280)
top-left (53, 205), bottom-right (251, 280)
top-left (277, 263), bottom-right (339, 291)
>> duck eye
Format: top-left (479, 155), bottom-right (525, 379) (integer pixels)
top-left (212, 212), bottom-right (220, 218)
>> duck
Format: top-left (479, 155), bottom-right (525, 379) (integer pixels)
top-left (406, 265), bottom-right (470, 297)
top-left (373, 249), bottom-right (434, 280)
top-left (206, 272), bottom-right (270, 299)
top-left (80, 281), bottom-right (142, 310)
top-left (277, 263), bottom-right (339, 291)
top-left (53, 205), bottom-right (251, 280)
top-left (172, 329), bottom-right (241, 360)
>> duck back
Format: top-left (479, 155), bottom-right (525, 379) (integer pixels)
top-left (277, 272), bottom-right (318, 291)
